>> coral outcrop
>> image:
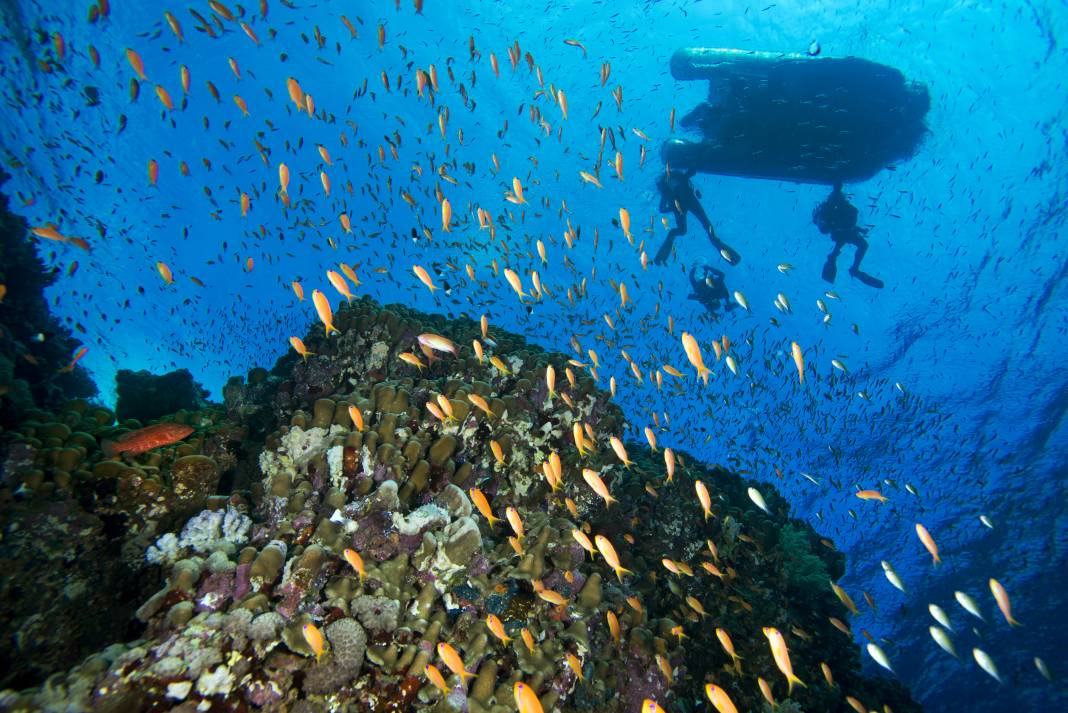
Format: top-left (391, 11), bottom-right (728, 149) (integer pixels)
top-left (115, 368), bottom-right (210, 424)
top-left (0, 171), bottom-right (96, 430)
top-left (0, 298), bottom-right (921, 712)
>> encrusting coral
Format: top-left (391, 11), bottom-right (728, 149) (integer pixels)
top-left (0, 297), bottom-right (921, 712)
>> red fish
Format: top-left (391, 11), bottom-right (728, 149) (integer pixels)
top-left (102, 423), bottom-right (194, 456)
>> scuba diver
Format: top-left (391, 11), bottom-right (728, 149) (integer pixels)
top-left (813, 183), bottom-right (884, 289)
top-left (654, 168), bottom-right (739, 266)
top-left (687, 263), bottom-right (736, 316)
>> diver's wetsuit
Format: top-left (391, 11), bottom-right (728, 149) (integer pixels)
top-left (813, 184), bottom-right (884, 289)
top-left (654, 170), bottom-right (737, 265)
top-left (687, 265), bottom-right (735, 316)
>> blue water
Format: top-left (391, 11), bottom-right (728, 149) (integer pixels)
top-left (1, 0), bottom-right (1065, 710)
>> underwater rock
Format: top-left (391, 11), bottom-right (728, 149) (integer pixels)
top-left (0, 172), bottom-right (96, 430)
top-left (1, 298), bottom-right (921, 712)
top-left (114, 368), bottom-right (210, 424)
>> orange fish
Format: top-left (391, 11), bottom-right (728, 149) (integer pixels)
top-left (469, 488), bottom-right (502, 526)
top-left (855, 489), bottom-right (888, 503)
top-left (155, 84), bottom-right (174, 111)
top-left (302, 622), bottom-right (325, 662)
top-left (486, 613), bottom-right (511, 643)
top-left (915, 523), bottom-right (942, 565)
top-left (343, 548), bottom-right (365, 580)
top-left (594, 535), bottom-right (631, 582)
top-left (156, 261), bottom-right (173, 284)
top-left (291, 281), bottom-right (305, 301)
top-left (164, 11), bottom-right (184, 42)
top-left (681, 332), bottom-right (711, 383)
top-left (791, 341), bottom-right (805, 383)
top-left (989, 578), bottom-right (1021, 626)
top-left (57, 347), bottom-right (88, 374)
top-left (102, 423), bottom-right (194, 457)
top-left (289, 336), bottom-right (314, 362)
top-left (125, 48), bottom-right (147, 80)
top-left (413, 265), bottom-right (438, 293)
top-left (327, 270), bottom-right (355, 302)
top-left (348, 406), bottom-right (365, 432)
top-left (582, 468), bottom-right (618, 507)
top-left (695, 480), bottom-right (713, 520)
top-left (705, 684), bottom-right (739, 713)
top-left (763, 627), bottom-right (805, 694)
top-left (506, 506), bottom-right (524, 539)
top-left (513, 682), bottom-right (543, 713)
top-left (441, 198), bottom-right (452, 232)
top-left (437, 642), bottom-right (474, 681)
top-left (424, 663), bottom-right (448, 693)
top-left (312, 290), bottom-right (340, 335)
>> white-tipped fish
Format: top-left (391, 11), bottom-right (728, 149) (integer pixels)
top-left (726, 355), bottom-right (739, 375)
top-left (733, 290), bottom-right (750, 311)
top-left (1035, 656), bottom-right (1052, 682)
top-left (800, 472), bottom-right (821, 486)
top-left (979, 515), bottom-right (994, 529)
top-left (748, 487), bottom-right (770, 515)
top-left (929, 626), bottom-right (957, 658)
top-left (866, 643), bottom-right (894, 673)
top-left (831, 359), bottom-right (848, 372)
top-left (929, 604), bottom-right (953, 631)
top-left (880, 561), bottom-right (907, 594)
top-left (973, 648), bottom-right (1001, 683)
top-left (955, 591), bottom-right (984, 621)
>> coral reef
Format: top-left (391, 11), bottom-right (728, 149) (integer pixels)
top-left (0, 298), bottom-right (921, 712)
top-left (114, 368), bottom-right (210, 423)
top-left (0, 170), bottom-right (96, 430)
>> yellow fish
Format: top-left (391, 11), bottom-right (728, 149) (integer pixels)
top-left (437, 642), bottom-right (474, 681)
top-left (763, 627), bottom-right (805, 694)
top-left (681, 332), bottom-right (711, 384)
top-left (311, 290), bottom-right (340, 335)
top-left (302, 622), bottom-right (325, 662)
top-left (513, 682), bottom-right (544, 713)
top-left (289, 336), bottom-right (314, 362)
top-left (486, 613), bottom-right (511, 643)
top-left (705, 684), bottom-right (739, 713)
top-left (582, 468), bottom-right (618, 507)
top-left (594, 535), bottom-right (631, 582)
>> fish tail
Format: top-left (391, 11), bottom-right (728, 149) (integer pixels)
top-left (1008, 615), bottom-right (1022, 627)
top-left (787, 674), bottom-right (806, 694)
top-left (615, 565), bottom-right (633, 583)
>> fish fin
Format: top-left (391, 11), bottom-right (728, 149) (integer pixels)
top-left (101, 440), bottom-right (118, 457)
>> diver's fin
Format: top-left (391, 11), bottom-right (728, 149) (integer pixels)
top-left (851, 269), bottom-right (885, 289)
top-left (821, 256), bottom-right (837, 283)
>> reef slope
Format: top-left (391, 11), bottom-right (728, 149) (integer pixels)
top-left (0, 298), bottom-right (920, 712)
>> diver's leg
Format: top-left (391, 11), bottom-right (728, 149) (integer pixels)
top-left (822, 240), bottom-right (843, 283)
top-left (693, 205), bottom-right (739, 264)
top-left (847, 235), bottom-right (884, 288)
top-left (654, 214), bottom-right (687, 265)
top-left (847, 235), bottom-right (868, 271)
